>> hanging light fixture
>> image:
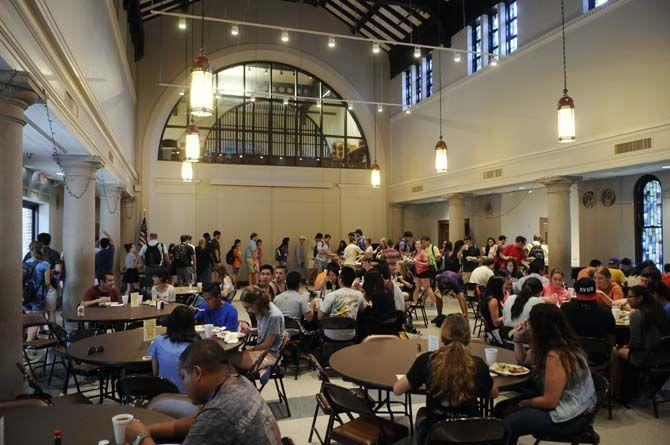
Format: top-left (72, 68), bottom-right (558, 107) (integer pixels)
top-left (181, 161), bottom-right (193, 182)
top-left (435, 6), bottom-right (448, 173)
top-left (453, 53), bottom-right (461, 63)
top-left (413, 47), bottom-right (421, 58)
top-left (557, 0), bottom-right (576, 143)
top-left (189, 1), bottom-right (213, 117)
top-left (185, 123), bottom-right (201, 162)
top-left (281, 30), bottom-right (290, 43)
top-left (178, 17), bottom-right (187, 30)
top-left (371, 55), bottom-right (381, 188)
top-left (370, 163), bottom-right (381, 188)
top-left (328, 36), bottom-right (336, 48)
top-left (372, 42), bottom-right (380, 54)
top-left (231, 24), bottom-right (239, 36)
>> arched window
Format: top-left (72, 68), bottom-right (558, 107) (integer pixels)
top-left (159, 61), bottom-right (369, 169)
top-left (634, 175), bottom-right (663, 269)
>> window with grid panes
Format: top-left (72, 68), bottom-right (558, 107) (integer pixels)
top-left (415, 62), bottom-right (423, 102)
top-left (425, 53), bottom-right (433, 98)
top-left (489, 9), bottom-right (499, 56)
top-left (506, 1), bottom-right (518, 53)
top-left (472, 17), bottom-right (482, 72)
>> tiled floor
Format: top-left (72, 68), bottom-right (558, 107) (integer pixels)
top-left (31, 296), bottom-right (669, 445)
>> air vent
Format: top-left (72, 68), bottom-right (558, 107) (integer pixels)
top-left (411, 185), bottom-right (423, 193)
top-left (614, 138), bottom-right (651, 155)
top-left (483, 168), bottom-right (503, 180)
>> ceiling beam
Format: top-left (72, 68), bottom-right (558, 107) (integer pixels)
top-left (353, 3), bottom-right (381, 33)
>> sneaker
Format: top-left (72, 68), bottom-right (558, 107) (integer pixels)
top-left (431, 314), bottom-right (446, 325)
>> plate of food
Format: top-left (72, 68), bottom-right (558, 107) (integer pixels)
top-left (616, 313), bottom-right (630, 326)
top-left (489, 362), bottom-right (530, 376)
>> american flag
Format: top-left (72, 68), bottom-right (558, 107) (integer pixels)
top-left (138, 216), bottom-right (147, 246)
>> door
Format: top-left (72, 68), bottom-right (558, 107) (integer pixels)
top-left (540, 217), bottom-right (549, 243)
top-left (437, 218), bottom-right (471, 247)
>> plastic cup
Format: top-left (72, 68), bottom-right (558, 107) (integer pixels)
top-left (204, 324), bottom-right (214, 339)
top-left (612, 307), bottom-right (621, 320)
top-left (484, 348), bottom-right (498, 366)
top-left (111, 413), bottom-right (134, 445)
top-left (121, 294), bottom-right (129, 305)
top-left (197, 282), bottom-right (203, 292)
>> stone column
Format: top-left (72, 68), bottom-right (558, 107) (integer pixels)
top-left (448, 193), bottom-right (466, 242)
top-left (542, 177), bottom-right (575, 278)
top-left (389, 203), bottom-right (405, 240)
top-left (98, 184), bottom-right (124, 281)
top-left (0, 71), bottom-right (39, 399)
top-left (48, 181), bottom-right (64, 252)
top-left (55, 155), bottom-right (103, 316)
top-left (120, 197), bottom-right (137, 246)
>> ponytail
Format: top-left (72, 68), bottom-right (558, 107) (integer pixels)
top-left (511, 277), bottom-right (543, 320)
top-left (429, 342), bottom-right (477, 407)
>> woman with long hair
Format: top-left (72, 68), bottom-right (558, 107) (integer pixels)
top-left (277, 237), bottom-right (290, 267)
top-left (394, 313), bottom-right (498, 444)
top-left (235, 286), bottom-right (286, 370)
top-left (229, 239), bottom-right (242, 288)
top-left (481, 276), bottom-right (505, 343)
top-left (542, 268), bottom-right (572, 305)
top-left (357, 270), bottom-right (397, 340)
top-left (612, 285), bottom-right (670, 399)
top-left (336, 240), bottom-right (347, 257)
top-left (411, 241), bottom-right (437, 309)
top-left (503, 277), bottom-right (545, 327)
top-left (484, 237), bottom-right (497, 258)
top-left (445, 240), bottom-right (464, 272)
top-left (496, 304), bottom-right (596, 444)
top-left (147, 306), bottom-right (198, 393)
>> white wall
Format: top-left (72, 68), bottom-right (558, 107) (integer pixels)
top-left (500, 189), bottom-right (548, 244)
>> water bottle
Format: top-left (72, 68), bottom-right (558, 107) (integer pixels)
top-left (77, 304), bottom-right (85, 317)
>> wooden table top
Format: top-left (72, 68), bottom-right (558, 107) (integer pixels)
top-left (330, 338), bottom-right (532, 391)
top-left (2, 405), bottom-right (173, 445)
top-left (63, 302), bottom-right (181, 322)
top-left (67, 327), bottom-right (245, 368)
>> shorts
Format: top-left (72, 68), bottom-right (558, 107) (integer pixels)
top-left (45, 287), bottom-right (58, 311)
top-left (416, 270), bottom-right (431, 279)
top-left (123, 268), bottom-right (140, 283)
top-left (23, 301), bottom-right (45, 312)
top-left (245, 258), bottom-right (256, 272)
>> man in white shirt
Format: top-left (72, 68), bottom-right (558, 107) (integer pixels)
top-left (343, 232), bottom-right (363, 266)
top-left (469, 258), bottom-right (496, 287)
top-left (315, 234), bottom-right (333, 274)
top-left (318, 267), bottom-right (365, 341)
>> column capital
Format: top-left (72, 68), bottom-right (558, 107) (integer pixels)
top-left (97, 183), bottom-right (125, 198)
top-left (540, 176), bottom-right (580, 191)
top-left (0, 71), bottom-right (40, 124)
top-left (447, 193), bottom-right (468, 203)
top-left (53, 154), bottom-right (104, 177)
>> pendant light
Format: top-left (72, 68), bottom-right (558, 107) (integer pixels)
top-left (181, 160), bottom-right (193, 182)
top-left (557, 0), bottom-right (576, 143)
top-left (370, 56), bottom-right (381, 188)
top-left (185, 123), bottom-right (201, 162)
top-left (434, 5), bottom-right (448, 173)
top-left (189, 0), bottom-right (213, 117)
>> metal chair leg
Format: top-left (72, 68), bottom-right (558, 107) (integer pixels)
top-left (308, 400), bottom-right (321, 444)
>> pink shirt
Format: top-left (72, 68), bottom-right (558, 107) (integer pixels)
top-left (543, 283), bottom-right (572, 304)
top-left (413, 251), bottom-right (429, 275)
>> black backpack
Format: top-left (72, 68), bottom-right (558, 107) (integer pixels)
top-left (172, 244), bottom-right (191, 267)
top-left (22, 261), bottom-right (39, 304)
top-left (275, 246), bottom-right (282, 261)
top-left (529, 244), bottom-right (545, 264)
top-left (225, 247), bottom-right (235, 265)
top-left (145, 243), bottom-right (163, 267)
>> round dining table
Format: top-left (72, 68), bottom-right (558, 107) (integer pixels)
top-left (63, 302), bottom-right (181, 323)
top-left (2, 405), bottom-right (173, 444)
top-left (68, 326), bottom-right (246, 368)
top-left (330, 338), bottom-right (533, 391)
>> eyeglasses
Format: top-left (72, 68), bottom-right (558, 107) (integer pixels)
top-left (87, 346), bottom-right (104, 355)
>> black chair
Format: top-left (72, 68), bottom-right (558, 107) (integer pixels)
top-left (15, 362), bottom-right (91, 407)
top-left (640, 336), bottom-right (670, 418)
top-left (532, 373), bottom-right (608, 444)
top-left (251, 332), bottom-right (292, 418)
top-left (320, 316), bottom-right (357, 364)
top-left (407, 287), bottom-right (429, 328)
top-left (22, 313), bottom-right (58, 376)
top-left (116, 375), bottom-right (179, 407)
top-left (322, 382), bottom-right (409, 445)
top-left (578, 337), bottom-right (614, 419)
top-left (373, 310), bottom-right (405, 336)
top-left (283, 316), bottom-right (308, 379)
top-left (427, 417), bottom-right (510, 445)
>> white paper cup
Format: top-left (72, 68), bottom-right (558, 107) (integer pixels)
top-left (204, 324), bottom-right (214, 339)
top-left (484, 348), bottom-right (498, 366)
top-left (111, 413), bottom-right (134, 445)
top-left (121, 294), bottom-right (129, 305)
top-left (612, 307), bottom-right (621, 319)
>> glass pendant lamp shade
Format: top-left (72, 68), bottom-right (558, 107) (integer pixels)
top-left (190, 55), bottom-right (214, 117)
top-left (185, 125), bottom-right (201, 162)
top-left (435, 139), bottom-right (448, 172)
top-left (557, 94), bottom-right (576, 143)
top-left (181, 160), bottom-right (193, 182)
top-left (370, 163), bottom-right (381, 188)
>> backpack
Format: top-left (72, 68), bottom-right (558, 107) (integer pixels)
top-left (529, 244), bottom-right (545, 264)
top-left (144, 243), bottom-right (163, 267)
top-left (225, 247), bottom-right (235, 265)
top-left (22, 261), bottom-right (38, 304)
top-left (313, 243), bottom-right (319, 259)
top-left (172, 244), bottom-right (191, 267)
top-left (275, 246), bottom-right (282, 262)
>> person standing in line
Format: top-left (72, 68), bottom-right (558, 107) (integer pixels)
top-left (309, 233), bottom-right (323, 284)
top-left (139, 232), bottom-right (169, 287)
top-left (123, 243), bottom-right (141, 297)
top-left (397, 231), bottom-right (414, 257)
top-left (315, 234), bottom-right (333, 274)
top-left (227, 239), bottom-right (242, 288)
top-left (173, 235), bottom-right (196, 286)
top-left (211, 230), bottom-right (222, 265)
top-left (23, 241), bottom-right (52, 341)
top-left (256, 239), bottom-right (264, 271)
top-left (195, 238), bottom-right (213, 285)
top-left (23, 233), bottom-right (62, 323)
top-left (245, 233), bottom-right (259, 286)
top-left (95, 229), bottom-right (115, 279)
top-left (459, 236), bottom-right (481, 284)
top-left (276, 237), bottom-right (289, 267)
top-left (355, 228), bottom-right (366, 250)
top-left (295, 235), bottom-right (307, 279)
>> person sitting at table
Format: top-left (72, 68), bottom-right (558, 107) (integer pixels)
top-left (503, 277), bottom-right (547, 327)
top-left (377, 261), bottom-right (405, 311)
top-left (494, 268), bottom-right (513, 304)
top-left (577, 258), bottom-right (602, 281)
top-left (607, 258), bottom-right (628, 287)
top-left (314, 261), bottom-right (340, 295)
top-left (258, 264), bottom-right (274, 301)
top-left (435, 269), bottom-right (467, 318)
top-left (542, 268), bottom-right (572, 305)
top-left (234, 287), bottom-right (285, 371)
top-left (81, 273), bottom-right (121, 307)
top-left (317, 266), bottom-right (366, 342)
top-left (481, 276), bottom-right (505, 344)
top-left (560, 278), bottom-right (616, 344)
top-left (611, 285), bottom-right (670, 400)
top-left (194, 284), bottom-right (239, 331)
top-left (269, 265), bottom-right (287, 300)
top-left (513, 259), bottom-right (549, 295)
top-left (640, 265), bottom-right (662, 288)
top-left (469, 257), bottom-right (495, 287)
top-left (126, 340), bottom-right (282, 445)
top-left (594, 266), bottom-right (624, 307)
top-left (495, 304), bottom-right (597, 445)
top-left (211, 264), bottom-right (235, 301)
top-left (273, 271), bottom-right (314, 323)
top-left (393, 313), bottom-right (498, 445)
top-left (648, 280), bottom-right (670, 317)
top-left (357, 270), bottom-right (397, 340)
top-left (151, 268), bottom-right (176, 302)
top-left (148, 306), bottom-right (198, 393)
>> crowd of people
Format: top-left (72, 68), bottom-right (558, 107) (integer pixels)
top-left (20, 226), bottom-right (670, 444)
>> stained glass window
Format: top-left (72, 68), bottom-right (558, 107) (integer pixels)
top-left (635, 175), bottom-right (663, 270)
top-left (472, 18), bottom-right (482, 73)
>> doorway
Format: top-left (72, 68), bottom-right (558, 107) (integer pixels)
top-left (437, 218), bottom-right (471, 247)
top-left (539, 217), bottom-right (549, 243)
